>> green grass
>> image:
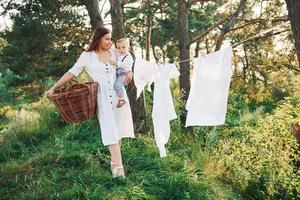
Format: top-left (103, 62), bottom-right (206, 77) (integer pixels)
top-left (1, 80), bottom-right (299, 200)
top-left (0, 98), bottom-right (241, 200)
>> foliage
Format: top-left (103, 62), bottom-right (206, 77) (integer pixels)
top-left (0, 0), bottom-right (90, 81)
top-left (0, 0), bottom-right (300, 199)
top-left (0, 69), bottom-right (22, 106)
top-left (201, 88), bottom-right (300, 199)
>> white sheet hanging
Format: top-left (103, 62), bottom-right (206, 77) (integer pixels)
top-left (133, 57), bottom-right (159, 99)
top-left (152, 63), bottom-right (180, 157)
top-left (185, 47), bottom-right (233, 126)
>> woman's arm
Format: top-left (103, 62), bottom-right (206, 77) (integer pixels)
top-left (45, 72), bottom-right (75, 96)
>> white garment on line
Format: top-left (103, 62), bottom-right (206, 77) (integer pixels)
top-left (152, 63), bottom-right (180, 157)
top-left (185, 47), bottom-right (233, 126)
top-left (133, 57), bottom-right (159, 98)
top-left (68, 49), bottom-right (135, 146)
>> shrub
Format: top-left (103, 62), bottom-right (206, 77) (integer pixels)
top-left (0, 69), bottom-right (21, 105)
top-left (210, 96), bottom-right (300, 199)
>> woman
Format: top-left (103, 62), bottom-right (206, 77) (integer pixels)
top-left (45, 27), bottom-right (135, 178)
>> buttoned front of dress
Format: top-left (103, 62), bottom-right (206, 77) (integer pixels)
top-left (68, 49), bottom-right (135, 145)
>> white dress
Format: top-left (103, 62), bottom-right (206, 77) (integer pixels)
top-left (68, 48), bottom-right (135, 146)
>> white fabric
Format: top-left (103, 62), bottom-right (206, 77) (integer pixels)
top-left (152, 63), bottom-right (180, 157)
top-left (117, 54), bottom-right (134, 71)
top-left (133, 57), bottom-right (159, 98)
top-left (68, 49), bottom-right (135, 145)
top-left (186, 47), bottom-right (233, 126)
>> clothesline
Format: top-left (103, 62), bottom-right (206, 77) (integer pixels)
top-left (135, 18), bottom-right (282, 65)
top-left (172, 46), bottom-right (238, 64)
top-left (176, 58), bottom-right (193, 64)
top-left (167, 54), bottom-right (204, 64)
top-left (175, 54), bottom-right (205, 64)
top-left (175, 51), bottom-right (233, 64)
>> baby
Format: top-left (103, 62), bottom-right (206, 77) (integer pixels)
top-left (109, 38), bottom-right (134, 108)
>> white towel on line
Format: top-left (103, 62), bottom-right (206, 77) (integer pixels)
top-left (185, 47), bottom-right (233, 126)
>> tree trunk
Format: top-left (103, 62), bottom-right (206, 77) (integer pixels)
top-left (285, 0), bottom-right (300, 67)
top-left (146, 0), bottom-right (152, 61)
top-left (205, 38), bottom-right (210, 53)
top-left (109, 0), bottom-right (147, 134)
top-left (126, 80), bottom-right (148, 134)
top-left (109, 0), bottom-right (125, 42)
top-left (141, 47), bottom-right (144, 59)
top-left (161, 46), bottom-right (166, 63)
top-left (243, 45), bottom-right (249, 81)
top-left (215, 0), bottom-right (247, 51)
top-left (195, 41), bottom-right (200, 58)
top-left (176, 0), bottom-right (190, 126)
top-left (152, 46), bottom-right (159, 62)
top-left (81, 0), bottom-right (103, 30)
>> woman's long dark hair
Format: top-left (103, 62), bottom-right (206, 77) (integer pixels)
top-left (87, 27), bottom-right (111, 52)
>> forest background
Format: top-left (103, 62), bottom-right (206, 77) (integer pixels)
top-left (0, 0), bottom-right (299, 199)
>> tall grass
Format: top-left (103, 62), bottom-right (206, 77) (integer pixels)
top-left (1, 78), bottom-right (299, 199)
top-left (0, 95), bottom-right (240, 199)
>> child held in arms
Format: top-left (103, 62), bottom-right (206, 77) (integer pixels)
top-left (109, 38), bottom-right (133, 108)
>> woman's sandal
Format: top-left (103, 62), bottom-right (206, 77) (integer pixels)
top-left (110, 163), bottom-right (125, 178)
top-left (116, 99), bottom-right (126, 108)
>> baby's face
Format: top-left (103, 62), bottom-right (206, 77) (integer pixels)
top-left (117, 41), bottom-right (129, 55)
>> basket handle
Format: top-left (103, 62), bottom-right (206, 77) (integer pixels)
top-left (54, 79), bottom-right (79, 93)
top-left (64, 81), bottom-right (90, 98)
top-left (65, 79), bottom-right (79, 89)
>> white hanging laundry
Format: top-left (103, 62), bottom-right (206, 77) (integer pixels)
top-left (185, 47), bottom-right (233, 126)
top-left (134, 57), bottom-right (159, 98)
top-left (152, 63), bottom-right (180, 157)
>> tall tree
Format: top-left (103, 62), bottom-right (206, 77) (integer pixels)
top-left (145, 0), bottom-right (152, 61)
top-left (109, 0), bottom-right (125, 41)
top-left (176, 0), bottom-right (190, 125)
top-left (81, 0), bottom-right (103, 30)
top-left (285, 0), bottom-right (300, 67)
top-left (109, 0), bottom-right (147, 133)
top-left (144, 0), bottom-right (165, 61)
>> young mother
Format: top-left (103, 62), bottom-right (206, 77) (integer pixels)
top-left (45, 27), bottom-right (135, 178)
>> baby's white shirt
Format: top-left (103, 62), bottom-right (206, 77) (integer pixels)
top-left (117, 53), bottom-right (134, 72)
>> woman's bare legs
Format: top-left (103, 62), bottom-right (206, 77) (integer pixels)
top-left (108, 141), bottom-right (124, 177)
top-left (108, 143), bottom-right (122, 165)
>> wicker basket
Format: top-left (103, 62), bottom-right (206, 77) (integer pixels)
top-left (47, 81), bottom-right (99, 123)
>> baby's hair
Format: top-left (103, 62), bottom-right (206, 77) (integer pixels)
top-left (116, 38), bottom-right (130, 46)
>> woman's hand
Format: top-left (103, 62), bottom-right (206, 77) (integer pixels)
top-left (124, 71), bottom-right (133, 85)
top-left (109, 58), bottom-right (117, 66)
top-left (44, 88), bottom-right (55, 97)
top-left (44, 72), bottom-right (75, 98)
